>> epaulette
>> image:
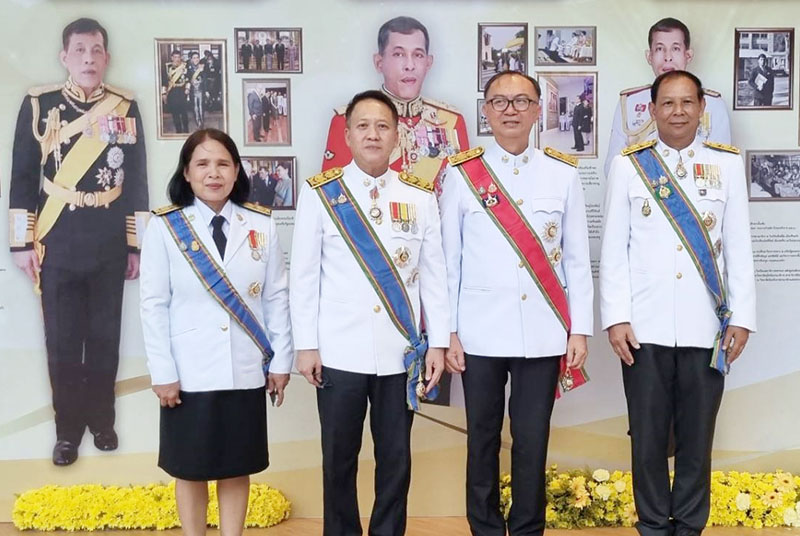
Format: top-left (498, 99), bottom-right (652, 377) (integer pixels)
top-left (333, 104), bottom-right (347, 115)
top-left (104, 84), bottom-right (135, 101)
top-left (398, 171), bottom-right (434, 193)
top-left (447, 147), bottom-right (484, 166)
top-left (422, 96), bottom-right (461, 114)
top-left (619, 84), bottom-right (651, 96)
top-left (27, 83), bottom-right (63, 97)
top-left (242, 202), bottom-right (272, 216)
top-left (151, 204), bottom-right (181, 216)
top-left (307, 167), bottom-right (344, 188)
top-left (703, 88), bottom-right (722, 98)
top-left (703, 141), bottom-right (740, 154)
top-left (621, 139), bottom-right (658, 156)
top-left (544, 147), bottom-right (578, 167)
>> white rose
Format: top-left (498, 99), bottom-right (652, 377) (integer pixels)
top-left (594, 484), bottom-right (612, 501)
top-left (107, 147), bottom-right (124, 169)
top-left (784, 506), bottom-right (800, 527)
top-left (614, 480), bottom-right (627, 493)
top-left (735, 492), bottom-right (751, 511)
top-left (592, 469), bottom-right (610, 482)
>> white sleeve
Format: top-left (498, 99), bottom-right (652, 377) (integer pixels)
top-left (562, 168), bottom-right (594, 336)
top-left (418, 192), bottom-right (450, 348)
top-left (262, 216), bottom-right (294, 373)
top-left (289, 183), bottom-right (323, 350)
top-left (599, 155), bottom-right (634, 330)
top-left (139, 217), bottom-right (179, 385)
top-left (723, 155), bottom-right (757, 331)
top-left (603, 99), bottom-right (626, 178)
top-left (438, 165), bottom-right (464, 333)
top-left (710, 96), bottom-right (732, 145)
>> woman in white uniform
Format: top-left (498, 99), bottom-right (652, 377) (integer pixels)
top-left (140, 129), bottom-right (293, 536)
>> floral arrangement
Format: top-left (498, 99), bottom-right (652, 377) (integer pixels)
top-left (12, 481), bottom-right (290, 531)
top-left (499, 466), bottom-right (800, 529)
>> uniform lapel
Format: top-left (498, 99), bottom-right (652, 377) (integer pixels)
top-left (225, 204), bottom-right (249, 265)
top-left (184, 204), bottom-right (224, 266)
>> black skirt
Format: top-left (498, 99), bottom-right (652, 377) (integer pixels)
top-left (158, 386), bottom-right (268, 481)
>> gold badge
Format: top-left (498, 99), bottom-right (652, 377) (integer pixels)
top-left (248, 282), bottom-right (262, 297)
top-left (548, 246), bottom-right (563, 265)
top-left (393, 246), bottom-right (411, 268)
top-left (543, 221), bottom-right (559, 241)
top-left (675, 159), bottom-right (688, 179)
top-left (416, 380), bottom-right (427, 399)
top-left (179, 242), bottom-right (188, 251)
top-left (190, 241), bottom-right (200, 252)
top-left (658, 185), bottom-right (671, 199)
top-left (658, 176), bottom-right (669, 186)
top-left (560, 369), bottom-right (575, 391)
top-left (487, 182), bottom-right (498, 193)
top-left (337, 193), bottom-right (347, 205)
top-left (702, 211), bottom-right (717, 231)
top-left (642, 199), bottom-right (652, 217)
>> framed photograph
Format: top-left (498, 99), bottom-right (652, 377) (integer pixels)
top-left (243, 79), bottom-right (291, 146)
top-left (476, 99), bottom-right (492, 136)
top-left (155, 39), bottom-right (227, 139)
top-left (536, 72), bottom-right (597, 158)
top-left (478, 23), bottom-right (528, 91)
top-left (746, 150), bottom-right (800, 201)
top-left (534, 26), bottom-right (596, 66)
top-left (733, 28), bottom-right (793, 110)
top-left (242, 156), bottom-right (297, 210)
top-left (235, 27), bottom-right (303, 73)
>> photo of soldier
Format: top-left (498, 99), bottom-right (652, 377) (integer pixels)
top-left (734, 28), bottom-right (793, 110)
top-left (242, 157), bottom-right (296, 210)
top-left (8, 17), bottom-right (149, 466)
top-left (242, 79), bottom-right (291, 146)
top-left (537, 72), bottom-right (597, 158)
top-left (235, 28), bottom-right (303, 73)
top-left (747, 151), bottom-right (800, 200)
top-left (478, 23), bottom-right (528, 90)
top-left (603, 17), bottom-right (732, 176)
top-left (155, 40), bottom-right (226, 139)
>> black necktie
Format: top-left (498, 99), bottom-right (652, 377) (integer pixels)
top-left (211, 215), bottom-right (226, 259)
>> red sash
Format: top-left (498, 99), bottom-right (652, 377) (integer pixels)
top-left (455, 155), bottom-right (589, 396)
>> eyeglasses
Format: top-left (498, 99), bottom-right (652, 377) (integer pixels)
top-left (486, 95), bottom-right (538, 112)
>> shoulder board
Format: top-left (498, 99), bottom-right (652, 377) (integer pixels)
top-left (448, 146), bottom-right (484, 166)
top-left (398, 172), bottom-right (434, 193)
top-left (242, 202), bottom-right (272, 216)
top-left (703, 88), bottom-right (721, 98)
top-left (333, 104), bottom-right (347, 115)
top-left (104, 84), bottom-right (135, 101)
top-left (703, 141), bottom-right (740, 154)
top-left (422, 96), bottom-right (461, 114)
top-left (621, 139), bottom-right (658, 156)
top-left (307, 167), bottom-right (344, 188)
top-left (544, 147), bottom-right (578, 167)
top-left (151, 204), bottom-right (181, 216)
top-left (619, 84), bottom-right (651, 96)
top-left (27, 83), bottom-right (63, 97)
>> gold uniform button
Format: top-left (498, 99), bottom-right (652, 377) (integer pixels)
top-left (676, 273), bottom-right (683, 279)
top-left (677, 244), bottom-right (683, 251)
top-left (516, 199), bottom-right (524, 206)
top-left (373, 305), bottom-right (381, 313)
top-left (518, 261), bottom-right (525, 268)
top-left (521, 294), bottom-right (528, 301)
top-left (513, 168), bottom-right (520, 175)
top-left (221, 325), bottom-right (229, 331)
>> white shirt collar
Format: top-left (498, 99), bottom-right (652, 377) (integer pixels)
top-left (656, 136), bottom-right (702, 160)
top-left (485, 139), bottom-right (533, 169)
top-left (344, 161), bottom-right (394, 188)
top-left (194, 199), bottom-right (233, 229)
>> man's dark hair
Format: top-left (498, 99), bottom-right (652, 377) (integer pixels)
top-left (648, 17), bottom-right (690, 49)
top-left (483, 70), bottom-right (542, 100)
top-left (171, 50), bottom-right (181, 57)
top-left (650, 70), bottom-right (704, 102)
top-left (190, 51), bottom-right (200, 58)
top-left (168, 129), bottom-right (250, 207)
top-left (344, 90), bottom-right (399, 127)
top-left (62, 18), bottom-right (108, 50)
top-left (377, 16), bottom-right (430, 55)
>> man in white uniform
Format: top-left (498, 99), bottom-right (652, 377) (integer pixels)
top-left (291, 90), bottom-right (449, 536)
top-left (604, 17), bottom-right (731, 177)
top-left (601, 70), bottom-right (756, 536)
top-left (440, 71), bottom-right (593, 536)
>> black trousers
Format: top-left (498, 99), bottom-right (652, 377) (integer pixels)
top-left (40, 259), bottom-right (126, 444)
top-left (317, 367), bottom-right (414, 536)
top-left (462, 354), bottom-right (560, 536)
top-left (622, 344), bottom-right (724, 536)
top-left (252, 114), bottom-right (263, 141)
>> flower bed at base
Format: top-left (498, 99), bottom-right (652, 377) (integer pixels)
top-left (499, 466), bottom-right (800, 529)
top-left (12, 481), bottom-right (290, 531)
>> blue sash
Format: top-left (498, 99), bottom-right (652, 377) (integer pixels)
top-left (629, 148), bottom-right (731, 373)
top-left (161, 209), bottom-right (275, 373)
top-left (315, 178), bottom-right (435, 411)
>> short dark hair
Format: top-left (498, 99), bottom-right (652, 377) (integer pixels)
top-left (650, 70), bottom-right (704, 102)
top-left (190, 51), bottom-right (200, 58)
top-left (648, 17), bottom-right (690, 49)
top-left (344, 90), bottom-right (399, 127)
top-left (167, 129), bottom-right (250, 207)
top-left (171, 50), bottom-right (181, 57)
top-left (483, 70), bottom-right (542, 100)
top-left (377, 16), bottom-right (430, 55)
top-left (62, 18), bottom-right (108, 50)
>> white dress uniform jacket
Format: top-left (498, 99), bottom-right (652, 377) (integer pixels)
top-left (600, 138), bottom-right (757, 348)
top-left (439, 141), bottom-right (594, 358)
top-left (140, 200), bottom-right (293, 391)
top-left (604, 87), bottom-right (731, 177)
top-left (290, 163), bottom-right (450, 375)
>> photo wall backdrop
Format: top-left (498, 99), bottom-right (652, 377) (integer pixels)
top-left (1, 0), bottom-right (799, 521)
